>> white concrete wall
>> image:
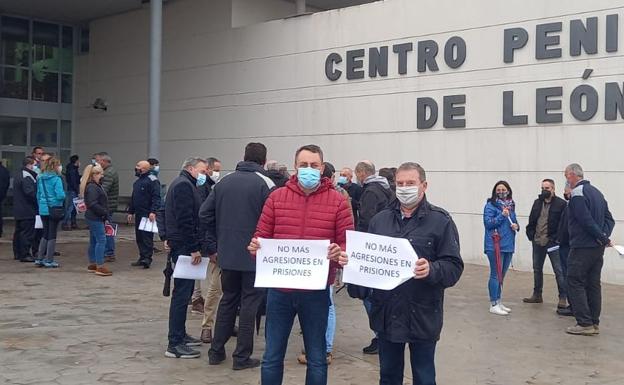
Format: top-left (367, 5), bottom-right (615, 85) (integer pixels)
top-left (74, 0), bottom-right (624, 284)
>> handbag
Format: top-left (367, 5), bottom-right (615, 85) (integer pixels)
top-left (41, 177), bottom-right (65, 221)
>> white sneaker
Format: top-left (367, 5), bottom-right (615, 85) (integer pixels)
top-left (489, 304), bottom-right (509, 316)
top-left (500, 303), bottom-right (512, 313)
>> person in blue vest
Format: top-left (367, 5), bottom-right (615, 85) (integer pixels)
top-left (483, 180), bottom-right (519, 316)
top-left (128, 160), bottom-right (162, 268)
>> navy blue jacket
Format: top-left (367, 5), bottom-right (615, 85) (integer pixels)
top-left (568, 180), bottom-right (615, 248)
top-left (65, 162), bottom-right (81, 193)
top-left (164, 170), bottom-right (202, 253)
top-left (128, 173), bottom-right (161, 215)
top-left (368, 198), bottom-right (464, 343)
top-left (0, 164), bottom-right (10, 201)
top-left (199, 161), bottom-right (274, 272)
top-left (12, 168), bottom-right (38, 220)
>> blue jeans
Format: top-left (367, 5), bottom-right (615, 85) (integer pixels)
top-left (87, 219), bottom-right (106, 265)
top-left (105, 214), bottom-right (115, 256)
top-left (325, 286), bottom-right (335, 353)
top-left (378, 337), bottom-right (437, 385)
top-left (63, 190), bottom-right (77, 225)
top-left (262, 288), bottom-right (329, 385)
top-left (486, 251), bottom-right (513, 303)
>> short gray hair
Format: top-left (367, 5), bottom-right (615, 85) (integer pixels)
top-left (266, 160), bottom-right (279, 171)
top-left (181, 157), bottom-right (206, 170)
top-left (565, 163), bottom-right (584, 178)
top-left (355, 161), bottom-right (375, 176)
top-left (99, 154), bottom-right (112, 163)
top-left (397, 162), bottom-right (426, 182)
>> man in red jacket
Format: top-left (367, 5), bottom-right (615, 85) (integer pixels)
top-left (248, 144), bottom-right (353, 385)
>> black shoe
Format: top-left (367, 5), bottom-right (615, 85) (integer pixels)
top-left (233, 358), bottom-right (261, 371)
top-left (54, 251), bottom-right (61, 257)
top-left (20, 256), bottom-right (36, 263)
top-left (184, 334), bottom-right (202, 347)
top-left (165, 344), bottom-right (200, 359)
top-left (131, 260), bottom-right (144, 267)
top-left (142, 260), bottom-right (151, 269)
top-left (208, 350), bottom-right (226, 365)
top-left (363, 338), bottom-right (378, 355)
top-left (557, 307), bottom-right (574, 316)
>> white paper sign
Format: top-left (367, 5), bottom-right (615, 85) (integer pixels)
top-left (613, 245), bottom-right (624, 256)
top-left (34, 215), bottom-right (43, 229)
top-left (138, 217), bottom-right (159, 233)
top-left (343, 230), bottom-right (418, 291)
top-left (255, 238), bottom-right (330, 290)
top-left (172, 255), bottom-right (209, 280)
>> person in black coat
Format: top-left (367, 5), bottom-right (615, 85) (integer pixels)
top-left (62, 155), bottom-right (80, 230)
top-left (12, 157), bottom-right (38, 262)
top-left (265, 160), bottom-right (289, 188)
top-left (164, 157), bottom-right (207, 359)
top-left (128, 160), bottom-right (162, 268)
top-left (83, 164), bottom-right (112, 276)
top-left (523, 179), bottom-right (568, 306)
top-left (338, 167), bottom-right (362, 228)
top-left (0, 160), bottom-right (10, 238)
top-left (200, 142), bottom-right (274, 369)
top-left (368, 163), bottom-right (463, 385)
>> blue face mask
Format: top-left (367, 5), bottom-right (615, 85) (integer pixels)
top-left (297, 167), bottom-right (321, 190)
top-left (151, 165), bottom-right (160, 176)
top-left (196, 173), bottom-right (207, 186)
top-left (33, 165), bottom-right (40, 174)
top-left (337, 176), bottom-right (348, 185)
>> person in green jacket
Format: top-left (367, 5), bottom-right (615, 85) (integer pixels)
top-left (95, 152), bottom-right (119, 261)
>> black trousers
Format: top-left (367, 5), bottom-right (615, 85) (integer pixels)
top-left (134, 214), bottom-right (154, 264)
top-left (167, 241), bottom-right (195, 347)
top-left (0, 198), bottom-right (4, 237)
top-left (13, 218), bottom-right (35, 260)
top-left (567, 246), bottom-right (605, 327)
top-left (209, 269), bottom-right (264, 363)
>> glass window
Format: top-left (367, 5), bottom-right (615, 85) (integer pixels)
top-left (79, 27), bottom-right (89, 54)
top-left (61, 26), bottom-right (73, 73)
top-left (61, 74), bottom-right (72, 103)
top-left (0, 66), bottom-right (28, 99)
top-left (0, 16), bottom-right (29, 67)
top-left (0, 116), bottom-right (27, 146)
top-left (31, 118), bottom-right (58, 148)
top-left (60, 120), bottom-right (71, 148)
top-left (32, 21), bottom-right (59, 73)
top-left (60, 149), bottom-right (71, 165)
top-left (32, 71), bottom-right (58, 102)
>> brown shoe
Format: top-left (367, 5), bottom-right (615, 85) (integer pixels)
top-left (95, 266), bottom-right (113, 276)
top-left (105, 255), bottom-right (116, 263)
top-left (201, 329), bottom-right (212, 344)
top-left (566, 324), bottom-right (598, 336)
top-left (191, 298), bottom-right (204, 314)
top-left (522, 294), bottom-right (543, 303)
top-left (87, 264), bottom-right (97, 273)
top-left (326, 352), bottom-right (333, 365)
top-left (297, 352), bottom-right (307, 365)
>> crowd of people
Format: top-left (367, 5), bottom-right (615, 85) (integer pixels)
top-left (4, 142), bottom-right (616, 384)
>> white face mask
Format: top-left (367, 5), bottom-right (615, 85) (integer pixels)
top-left (210, 171), bottom-right (220, 182)
top-left (57, 165), bottom-right (63, 173)
top-left (396, 186), bottom-right (420, 208)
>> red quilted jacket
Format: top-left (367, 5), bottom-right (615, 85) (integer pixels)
top-left (254, 175), bottom-right (354, 289)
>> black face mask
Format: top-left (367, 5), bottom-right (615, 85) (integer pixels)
top-left (564, 193), bottom-right (570, 201)
top-left (539, 190), bottom-right (552, 200)
top-left (135, 169), bottom-right (142, 177)
top-left (496, 192), bottom-right (509, 200)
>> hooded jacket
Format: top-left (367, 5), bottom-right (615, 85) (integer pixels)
top-left (254, 175), bottom-right (354, 288)
top-left (36, 172), bottom-right (65, 216)
top-left (200, 161), bottom-right (275, 271)
top-left (357, 175), bottom-right (393, 232)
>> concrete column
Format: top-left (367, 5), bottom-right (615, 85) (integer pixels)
top-left (148, 0), bottom-right (162, 159)
top-left (296, 0), bottom-right (306, 14)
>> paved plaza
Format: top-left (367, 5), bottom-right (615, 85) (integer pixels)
top-left (1, 223), bottom-right (623, 385)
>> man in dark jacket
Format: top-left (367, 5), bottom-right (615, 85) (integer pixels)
top-left (338, 167), bottom-right (362, 227)
top-left (354, 160), bottom-right (393, 354)
top-left (368, 162), bottom-right (463, 385)
top-left (523, 179), bottom-right (568, 307)
top-left (555, 183), bottom-right (574, 316)
top-left (62, 155), bottom-right (81, 231)
top-left (197, 157), bottom-right (221, 203)
top-left (200, 142), bottom-right (274, 370)
top-left (95, 152), bottom-right (119, 261)
top-left (564, 163), bottom-right (615, 336)
top-left (0, 160), bottom-right (10, 238)
top-left (12, 157), bottom-right (38, 262)
top-left (128, 160), bottom-right (162, 268)
top-left (164, 157), bottom-right (207, 359)
top-left (265, 160), bottom-right (289, 188)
